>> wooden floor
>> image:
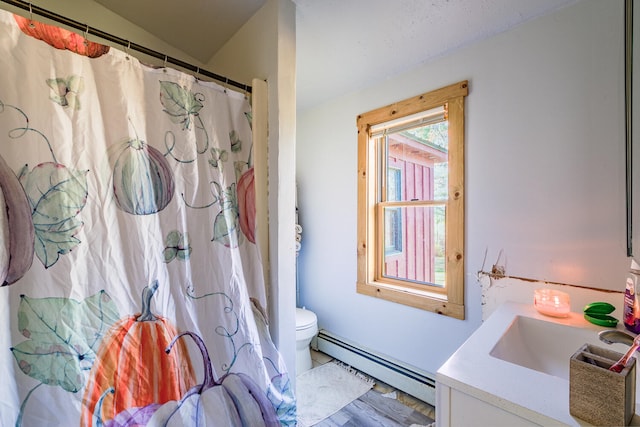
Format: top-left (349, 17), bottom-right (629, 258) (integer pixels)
top-left (313, 388), bottom-right (435, 427)
top-left (307, 350), bottom-right (436, 427)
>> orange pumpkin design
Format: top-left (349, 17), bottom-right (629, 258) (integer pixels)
top-left (80, 282), bottom-right (196, 427)
top-left (13, 15), bottom-right (110, 58)
top-left (237, 167), bottom-right (256, 244)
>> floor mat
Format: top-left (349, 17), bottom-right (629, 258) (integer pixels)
top-left (296, 361), bottom-right (375, 427)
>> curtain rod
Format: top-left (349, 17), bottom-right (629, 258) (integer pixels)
top-left (0, 0), bottom-right (252, 93)
top-left (625, 0), bottom-right (633, 256)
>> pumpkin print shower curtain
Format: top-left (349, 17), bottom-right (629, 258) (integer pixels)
top-left (0, 10), bottom-right (295, 427)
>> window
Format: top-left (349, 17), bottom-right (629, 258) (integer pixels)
top-left (356, 81), bottom-right (468, 319)
top-left (385, 168), bottom-right (402, 254)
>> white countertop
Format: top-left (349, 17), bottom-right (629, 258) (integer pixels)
top-left (436, 301), bottom-right (640, 426)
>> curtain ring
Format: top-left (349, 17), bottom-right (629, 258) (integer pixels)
top-left (125, 41), bottom-right (130, 60)
top-left (163, 55), bottom-right (168, 69)
top-left (28, 3), bottom-right (35, 28)
top-left (83, 24), bottom-right (89, 47)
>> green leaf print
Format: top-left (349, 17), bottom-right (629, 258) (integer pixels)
top-left (47, 75), bottom-right (84, 110)
top-left (213, 207), bottom-right (243, 248)
top-left (229, 130), bottom-right (242, 153)
top-left (33, 217), bottom-right (83, 268)
top-left (159, 81), bottom-right (204, 130)
top-left (20, 162), bottom-right (88, 268)
top-left (234, 160), bottom-right (248, 183)
top-left (11, 291), bottom-right (120, 392)
top-left (11, 340), bottom-right (84, 392)
top-left (208, 147), bottom-right (228, 169)
top-left (163, 230), bottom-right (192, 262)
top-left (210, 182), bottom-right (243, 247)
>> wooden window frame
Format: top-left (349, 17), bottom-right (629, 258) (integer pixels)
top-left (356, 81), bottom-right (468, 319)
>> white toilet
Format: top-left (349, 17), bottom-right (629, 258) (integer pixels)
top-left (295, 307), bottom-right (318, 374)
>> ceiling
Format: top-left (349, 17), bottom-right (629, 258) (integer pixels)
top-left (95, 0), bottom-right (578, 111)
top-left (94, 0), bottom-right (266, 63)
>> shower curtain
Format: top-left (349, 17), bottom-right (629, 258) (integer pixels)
top-left (0, 9), bottom-right (295, 426)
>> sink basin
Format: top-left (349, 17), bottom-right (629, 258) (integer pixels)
top-left (490, 315), bottom-right (627, 380)
top-left (437, 302), bottom-right (640, 426)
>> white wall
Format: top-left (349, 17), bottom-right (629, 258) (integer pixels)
top-left (296, 0), bottom-right (627, 376)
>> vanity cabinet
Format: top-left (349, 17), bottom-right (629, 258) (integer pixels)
top-left (436, 384), bottom-right (542, 427)
top-left (435, 302), bottom-right (640, 427)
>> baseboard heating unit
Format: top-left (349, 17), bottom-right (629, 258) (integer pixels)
top-left (314, 329), bottom-right (436, 405)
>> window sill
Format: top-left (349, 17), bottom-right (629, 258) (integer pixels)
top-left (357, 281), bottom-right (465, 320)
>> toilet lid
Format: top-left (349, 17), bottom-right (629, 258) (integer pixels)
top-left (296, 308), bottom-right (317, 330)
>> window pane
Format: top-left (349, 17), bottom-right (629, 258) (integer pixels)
top-left (384, 207), bottom-right (402, 254)
top-left (382, 205), bottom-right (445, 287)
top-left (385, 121), bottom-right (448, 202)
top-left (387, 168), bottom-right (402, 201)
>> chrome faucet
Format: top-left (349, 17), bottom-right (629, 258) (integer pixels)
top-left (598, 329), bottom-right (636, 346)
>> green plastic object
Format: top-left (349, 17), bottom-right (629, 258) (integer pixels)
top-left (583, 302), bottom-right (619, 327)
